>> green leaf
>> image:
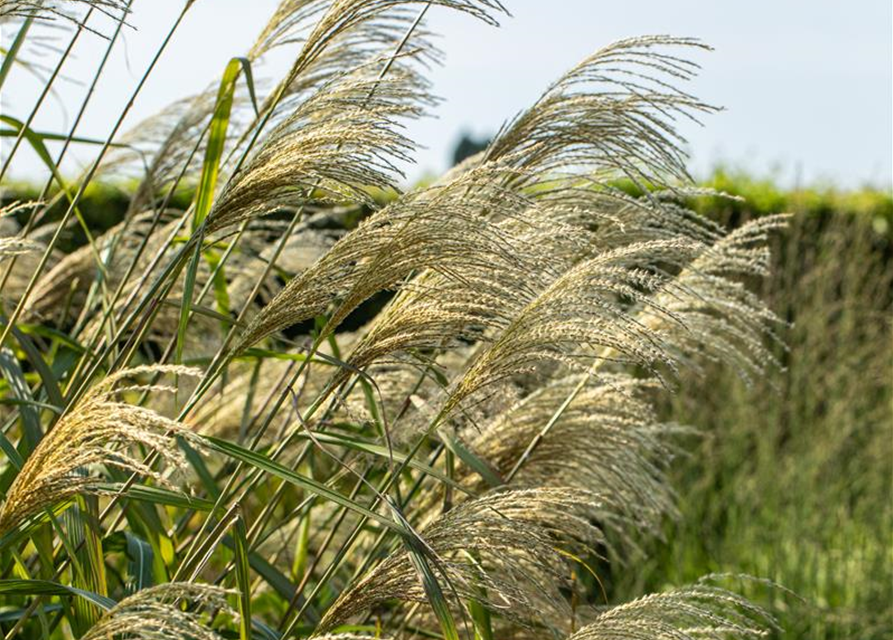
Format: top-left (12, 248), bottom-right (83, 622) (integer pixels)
top-left (176, 58), bottom-right (254, 364)
top-left (66, 497), bottom-right (107, 635)
top-left (94, 483), bottom-right (216, 511)
top-left (203, 249), bottom-right (232, 329)
top-left (386, 499), bottom-right (462, 640)
top-left (9, 323), bottom-right (64, 410)
top-left (469, 599), bottom-right (494, 640)
top-left (291, 512), bottom-right (310, 581)
top-left (16, 323), bottom-right (86, 353)
top-left (403, 536), bottom-right (460, 640)
top-left (237, 348), bottom-right (321, 365)
top-left (437, 428), bottom-right (502, 488)
top-left (0, 346), bottom-right (42, 454)
top-left (289, 430), bottom-right (471, 495)
top-left (194, 57), bottom-right (254, 230)
top-left (201, 436), bottom-right (405, 534)
top-left (0, 18), bottom-right (32, 91)
top-left (465, 551), bottom-right (494, 640)
top-left (0, 116), bottom-right (67, 192)
top-left (0, 579), bottom-right (116, 611)
top-left (0, 427), bottom-right (24, 470)
top-left (177, 235), bottom-right (204, 364)
top-left (0, 604), bottom-right (62, 623)
top-left (0, 128), bottom-right (130, 148)
top-left (0, 503), bottom-right (73, 552)
top-left (104, 531), bottom-right (155, 593)
top-left (180, 436), bottom-right (220, 499)
top-left (233, 517), bottom-right (252, 640)
top-left (220, 535), bottom-right (312, 620)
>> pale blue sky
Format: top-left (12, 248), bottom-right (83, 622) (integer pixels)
top-left (3, 0), bottom-right (892, 187)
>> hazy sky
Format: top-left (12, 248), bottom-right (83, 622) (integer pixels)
top-left (3, 0), bottom-right (892, 187)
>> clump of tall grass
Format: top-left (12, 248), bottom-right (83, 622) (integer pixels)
top-left (608, 201), bottom-right (893, 640)
top-left (0, 1), bottom-right (807, 639)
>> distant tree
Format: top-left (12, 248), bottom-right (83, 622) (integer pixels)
top-left (451, 131), bottom-right (491, 165)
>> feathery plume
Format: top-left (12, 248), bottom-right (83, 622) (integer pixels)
top-left (318, 488), bottom-right (603, 634)
top-left (567, 583), bottom-right (774, 640)
top-left (444, 239), bottom-right (704, 413)
top-left (0, 236), bottom-right (42, 260)
top-left (464, 374), bottom-right (682, 542)
top-left (0, 0), bottom-right (129, 30)
top-left (233, 164), bottom-right (536, 351)
top-left (80, 583), bottom-right (232, 640)
top-left (0, 365), bottom-right (201, 534)
top-left (482, 36), bottom-right (716, 189)
top-left (207, 62), bottom-right (428, 234)
top-left (22, 210), bottom-right (179, 325)
top-left (100, 91), bottom-right (220, 214)
top-left (259, 0), bottom-right (505, 72)
top-left (250, 0), bottom-right (441, 96)
top-left (0, 215), bottom-right (57, 305)
top-left (638, 214), bottom-right (790, 381)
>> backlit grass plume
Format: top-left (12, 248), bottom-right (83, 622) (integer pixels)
top-left (234, 164), bottom-right (536, 351)
top-left (235, 36), bottom-right (719, 357)
top-left (478, 36), bottom-right (716, 188)
top-left (79, 583), bottom-right (231, 640)
top-left (207, 64), bottom-right (427, 234)
top-left (0, 236), bottom-right (41, 260)
top-left (464, 374), bottom-right (682, 541)
top-left (639, 213), bottom-right (791, 380)
top-left (0, 0), bottom-right (128, 25)
top-left (318, 488), bottom-right (603, 634)
top-left (0, 365), bottom-right (201, 534)
top-left (567, 583), bottom-right (775, 640)
top-left (443, 238), bottom-right (704, 414)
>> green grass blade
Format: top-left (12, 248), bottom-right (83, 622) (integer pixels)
top-left (0, 18), bottom-right (33, 91)
top-left (0, 579), bottom-right (116, 611)
top-left (0, 128), bottom-right (131, 148)
top-left (201, 436), bottom-right (405, 534)
top-left (66, 497), bottom-right (107, 635)
top-left (177, 235), bottom-right (204, 364)
top-left (289, 431), bottom-right (470, 494)
top-left (0, 347), bottom-right (42, 454)
top-left (437, 428), bottom-right (502, 488)
top-left (193, 57), bottom-right (252, 229)
top-left (0, 116), bottom-right (67, 191)
top-left (403, 538), bottom-right (461, 640)
top-left (291, 513), bottom-right (310, 581)
top-left (0, 427), bottom-right (25, 470)
top-left (233, 516), bottom-right (252, 640)
top-left (104, 531), bottom-right (155, 593)
top-left (94, 483), bottom-right (216, 511)
top-left (178, 56), bottom-right (253, 363)
top-left (468, 598), bottom-right (494, 640)
top-left (9, 324), bottom-right (64, 410)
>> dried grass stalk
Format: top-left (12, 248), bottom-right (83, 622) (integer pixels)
top-left (0, 236), bottom-right (42, 260)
